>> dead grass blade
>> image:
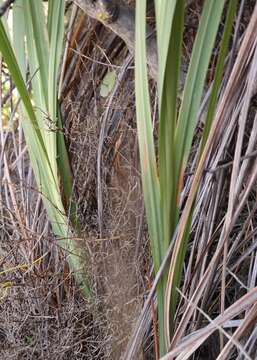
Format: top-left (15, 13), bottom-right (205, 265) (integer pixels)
top-left (217, 302), bottom-right (257, 360)
top-left (168, 3), bottom-right (257, 349)
top-left (161, 287), bottom-right (257, 360)
top-left (220, 34), bottom-right (257, 348)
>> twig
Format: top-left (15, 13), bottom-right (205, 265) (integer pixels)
top-left (207, 150), bottom-right (257, 174)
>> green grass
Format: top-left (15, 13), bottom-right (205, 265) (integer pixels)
top-left (135, 0), bottom-right (236, 355)
top-left (0, 0), bottom-right (90, 297)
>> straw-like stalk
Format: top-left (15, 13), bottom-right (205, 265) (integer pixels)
top-left (0, 0), bottom-right (90, 297)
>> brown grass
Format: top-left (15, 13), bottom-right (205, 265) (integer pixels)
top-left (1, 1), bottom-right (257, 359)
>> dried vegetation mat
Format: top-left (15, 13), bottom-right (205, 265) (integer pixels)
top-left (1, 1), bottom-right (257, 359)
top-left (61, 15), bottom-right (149, 359)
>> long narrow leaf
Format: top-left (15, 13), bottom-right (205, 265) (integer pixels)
top-left (201, 0), bottom-right (238, 151)
top-left (13, 0), bottom-right (26, 79)
top-left (0, 20), bottom-right (46, 153)
top-left (47, 0), bottom-right (65, 178)
top-left (158, 0), bottom-right (184, 256)
top-left (175, 0), bottom-right (226, 182)
top-left (135, 0), bottom-right (166, 354)
top-left (27, 0), bottom-right (49, 107)
top-left (155, 0), bottom-right (177, 100)
top-left (23, 0), bottom-right (48, 143)
top-left (165, 0), bottom-right (229, 347)
top-left (0, 9), bottom-right (90, 298)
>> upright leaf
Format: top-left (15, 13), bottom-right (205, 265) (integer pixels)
top-left (48, 0), bottom-right (65, 178)
top-left (175, 0), bottom-right (226, 182)
top-left (26, 0), bottom-right (49, 107)
top-left (158, 0), bottom-right (184, 256)
top-left (135, 0), bottom-right (166, 355)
